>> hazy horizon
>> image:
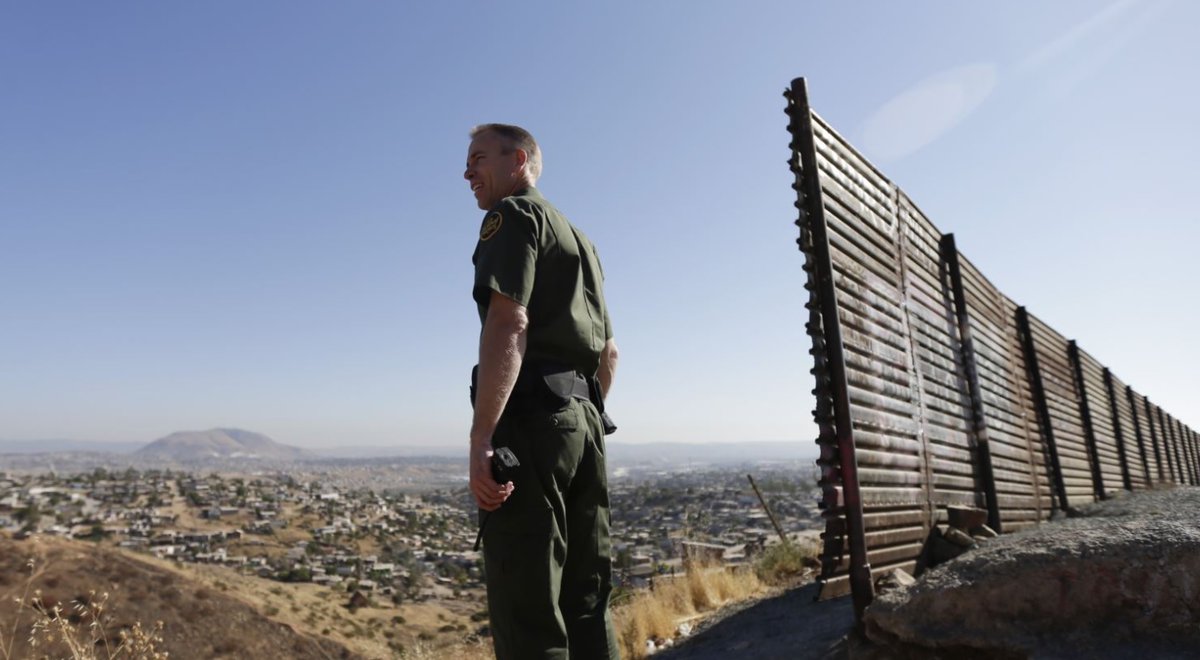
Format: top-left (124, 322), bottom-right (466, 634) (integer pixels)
top-left (0, 432), bottom-right (812, 450)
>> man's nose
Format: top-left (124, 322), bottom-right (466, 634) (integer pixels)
top-left (464, 168), bottom-right (474, 180)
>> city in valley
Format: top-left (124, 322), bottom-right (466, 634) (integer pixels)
top-left (0, 439), bottom-right (821, 657)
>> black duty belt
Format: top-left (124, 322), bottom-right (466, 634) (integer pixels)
top-left (470, 361), bottom-right (617, 435)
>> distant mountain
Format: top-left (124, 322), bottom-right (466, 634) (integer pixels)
top-left (136, 428), bottom-right (307, 460)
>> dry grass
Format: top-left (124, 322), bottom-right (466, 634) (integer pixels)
top-left (398, 637), bottom-right (495, 660)
top-left (0, 554), bottom-right (167, 660)
top-left (613, 539), bottom-right (821, 658)
top-left (0, 534), bottom-right (355, 659)
top-left (113, 533), bottom-right (488, 659)
top-left (614, 563), bottom-right (763, 659)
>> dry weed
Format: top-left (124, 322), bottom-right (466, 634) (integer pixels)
top-left (615, 561), bottom-right (766, 659)
top-left (398, 636), bottom-right (494, 660)
top-left (710, 565), bottom-right (760, 602)
top-left (1, 552), bottom-right (168, 660)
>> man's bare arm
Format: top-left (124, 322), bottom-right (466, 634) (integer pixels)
top-left (469, 291), bottom-right (528, 511)
top-left (472, 291), bottom-right (529, 446)
top-left (597, 338), bottom-right (619, 400)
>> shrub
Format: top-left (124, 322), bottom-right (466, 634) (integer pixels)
top-left (754, 539), bottom-right (817, 585)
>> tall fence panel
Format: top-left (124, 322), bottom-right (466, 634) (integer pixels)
top-left (1025, 314), bottom-right (1098, 503)
top-left (1137, 393), bottom-right (1167, 482)
top-left (1076, 348), bottom-right (1128, 494)
top-left (808, 104), bottom-right (931, 601)
top-left (957, 257), bottom-right (1051, 530)
top-left (898, 196), bottom-right (981, 517)
top-left (786, 77), bottom-right (1198, 613)
top-left (1108, 372), bottom-right (1151, 489)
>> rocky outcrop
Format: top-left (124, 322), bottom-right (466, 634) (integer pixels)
top-left (864, 487), bottom-right (1200, 658)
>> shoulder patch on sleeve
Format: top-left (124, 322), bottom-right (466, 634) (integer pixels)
top-left (480, 212), bottom-right (503, 241)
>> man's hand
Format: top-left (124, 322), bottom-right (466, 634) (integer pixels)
top-left (470, 443), bottom-right (514, 511)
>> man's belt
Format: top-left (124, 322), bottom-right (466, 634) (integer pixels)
top-left (470, 361), bottom-right (617, 434)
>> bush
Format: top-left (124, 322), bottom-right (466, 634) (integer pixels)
top-left (754, 540), bottom-right (817, 585)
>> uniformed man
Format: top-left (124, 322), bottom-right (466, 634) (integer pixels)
top-left (465, 123), bottom-right (621, 660)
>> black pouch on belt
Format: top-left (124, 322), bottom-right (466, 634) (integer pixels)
top-left (469, 364), bottom-right (479, 408)
top-left (538, 365), bottom-right (580, 410)
top-left (585, 375), bottom-right (618, 435)
top-left (471, 362), bottom-right (579, 412)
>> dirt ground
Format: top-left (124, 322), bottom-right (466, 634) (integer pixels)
top-left (655, 582), bottom-right (854, 660)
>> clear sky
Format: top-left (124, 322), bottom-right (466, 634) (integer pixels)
top-left (2, 1), bottom-right (1197, 449)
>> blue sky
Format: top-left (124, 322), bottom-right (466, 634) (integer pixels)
top-left (2, 1), bottom-right (1196, 449)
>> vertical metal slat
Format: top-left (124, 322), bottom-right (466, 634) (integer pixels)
top-left (1124, 385), bottom-right (1153, 486)
top-left (1102, 369), bottom-right (1133, 491)
top-left (1143, 398), bottom-right (1166, 482)
top-left (941, 233), bottom-right (1000, 530)
top-left (1016, 307), bottom-right (1069, 511)
top-left (1068, 341), bottom-right (1106, 500)
top-left (787, 77), bottom-right (873, 620)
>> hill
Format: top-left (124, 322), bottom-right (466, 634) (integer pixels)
top-left (0, 534), bottom-right (358, 659)
top-left (136, 428), bottom-right (307, 460)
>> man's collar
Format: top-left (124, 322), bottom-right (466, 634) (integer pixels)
top-left (513, 185), bottom-right (541, 199)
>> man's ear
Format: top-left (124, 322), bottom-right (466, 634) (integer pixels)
top-left (513, 148), bottom-right (529, 172)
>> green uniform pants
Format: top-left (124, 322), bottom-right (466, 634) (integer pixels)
top-left (482, 397), bottom-right (620, 660)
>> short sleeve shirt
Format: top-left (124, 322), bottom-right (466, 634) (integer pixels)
top-left (472, 187), bottom-right (612, 376)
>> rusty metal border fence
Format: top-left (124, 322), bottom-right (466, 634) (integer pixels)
top-left (785, 78), bottom-right (1198, 617)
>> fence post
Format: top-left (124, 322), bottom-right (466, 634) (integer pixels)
top-left (940, 233), bottom-right (1001, 531)
top-left (1180, 422), bottom-right (1190, 489)
top-left (1159, 407), bottom-right (1182, 484)
top-left (786, 77), bottom-right (873, 621)
top-left (1191, 426), bottom-right (1200, 485)
top-left (1016, 307), bottom-right (1069, 511)
top-left (1170, 417), bottom-right (1189, 485)
top-left (1102, 369), bottom-right (1133, 491)
top-left (1068, 341), bottom-right (1105, 500)
top-left (1190, 426), bottom-right (1200, 485)
top-left (1124, 386), bottom-right (1152, 486)
top-left (1143, 398), bottom-right (1166, 482)
top-left (1172, 417), bottom-right (1195, 485)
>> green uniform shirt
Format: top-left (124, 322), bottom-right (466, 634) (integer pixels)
top-left (472, 187), bottom-right (612, 376)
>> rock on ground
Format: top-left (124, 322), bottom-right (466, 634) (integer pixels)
top-left (864, 486), bottom-right (1200, 659)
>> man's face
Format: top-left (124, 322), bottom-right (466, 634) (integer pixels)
top-left (464, 132), bottom-right (523, 210)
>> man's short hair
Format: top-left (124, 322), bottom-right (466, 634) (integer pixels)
top-left (470, 123), bottom-right (542, 181)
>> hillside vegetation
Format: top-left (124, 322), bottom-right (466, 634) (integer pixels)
top-left (0, 534), bottom-right (361, 659)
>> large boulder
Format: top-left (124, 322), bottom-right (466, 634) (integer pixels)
top-left (863, 488), bottom-right (1200, 658)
